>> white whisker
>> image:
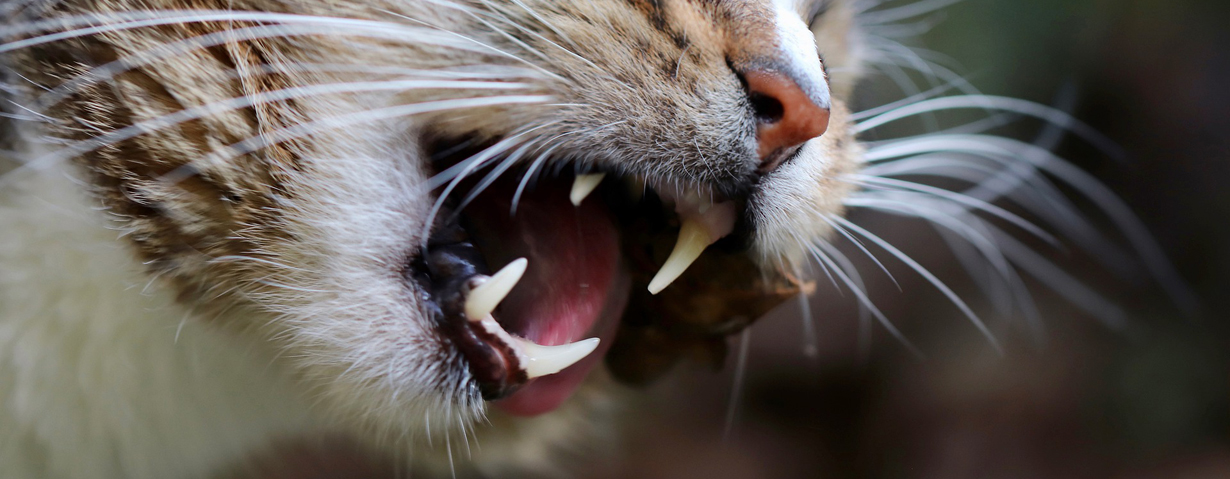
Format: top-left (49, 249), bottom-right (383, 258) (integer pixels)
top-left (862, 133), bottom-right (1197, 312)
top-left (2, 11), bottom-right (465, 55)
top-left (797, 291), bottom-right (819, 358)
top-left (823, 216), bottom-right (900, 290)
top-left (808, 240), bottom-right (924, 357)
top-left (722, 328), bottom-right (751, 442)
top-left (422, 124), bottom-right (556, 250)
top-left (229, 95), bottom-right (549, 165)
top-left (377, 8), bottom-right (567, 83)
top-left (860, 0), bottom-right (964, 26)
top-left (856, 94), bottom-right (1122, 159)
top-left (991, 229), bottom-right (1128, 329)
top-left (851, 80), bottom-right (967, 122)
top-left (509, 128), bottom-right (591, 213)
top-left (833, 215), bottom-right (1003, 354)
top-left (848, 173), bottom-right (1060, 246)
top-left (34, 23), bottom-right (504, 109)
top-left (33, 80), bottom-right (533, 178)
top-left (845, 195), bottom-right (1041, 333)
top-left (453, 138), bottom-right (542, 214)
top-left (814, 240), bottom-right (877, 358)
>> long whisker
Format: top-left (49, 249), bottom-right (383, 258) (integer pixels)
top-left (851, 80), bottom-right (967, 122)
top-left (376, 8), bottom-right (567, 83)
top-left (232, 95), bottom-right (549, 165)
top-left (989, 228), bottom-right (1129, 329)
top-left (832, 215), bottom-right (1003, 354)
top-left (510, 131), bottom-right (585, 213)
top-left (808, 240), bottom-right (924, 357)
top-left (856, 94), bottom-right (1122, 159)
top-left (823, 216), bottom-right (901, 290)
top-left (477, 0), bottom-right (634, 92)
top-left (421, 124), bottom-right (559, 251)
top-left (461, 7), bottom-right (554, 65)
top-left (863, 133), bottom-right (1197, 313)
top-left (427, 121), bottom-right (556, 190)
top-left (1, 10), bottom-right (457, 54)
top-left (867, 153), bottom-right (1136, 275)
top-left (33, 80), bottom-right (532, 176)
top-left (859, 0), bottom-right (964, 25)
top-left (797, 291), bottom-right (820, 358)
top-left (33, 23), bottom-right (498, 109)
top-left (847, 174), bottom-right (1060, 246)
top-left (452, 138), bottom-right (542, 215)
top-left (845, 195), bottom-right (1039, 331)
top-left (722, 328), bottom-right (752, 442)
top-left (813, 240), bottom-right (877, 358)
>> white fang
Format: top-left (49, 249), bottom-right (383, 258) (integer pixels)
top-left (648, 218), bottom-right (711, 294)
top-left (513, 337), bottom-right (601, 379)
top-left (569, 173), bottom-right (606, 206)
top-left (464, 258), bottom-right (527, 321)
top-left (647, 192), bottom-right (738, 294)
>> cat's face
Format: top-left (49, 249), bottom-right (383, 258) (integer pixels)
top-left (9, 0), bottom-right (862, 445)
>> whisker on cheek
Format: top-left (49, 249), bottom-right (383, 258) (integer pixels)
top-left (830, 214), bottom-right (1003, 354)
top-left (807, 238), bottom-right (924, 358)
top-left (836, 82), bottom-right (1196, 352)
top-left (860, 131), bottom-right (1196, 312)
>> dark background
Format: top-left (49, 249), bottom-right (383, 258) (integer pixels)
top-left (599, 1), bottom-right (1230, 477)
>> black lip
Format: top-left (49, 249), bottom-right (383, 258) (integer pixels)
top-left (407, 204), bottom-right (528, 400)
top-left (440, 318), bottom-right (527, 400)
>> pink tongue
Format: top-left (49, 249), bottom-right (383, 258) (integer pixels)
top-left (464, 180), bottom-right (626, 416)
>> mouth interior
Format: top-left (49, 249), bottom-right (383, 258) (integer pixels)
top-left (427, 137), bottom-right (793, 417)
top-left (460, 173), bottom-right (629, 416)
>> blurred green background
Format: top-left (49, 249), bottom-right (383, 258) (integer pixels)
top-left (594, 1), bottom-right (1230, 478)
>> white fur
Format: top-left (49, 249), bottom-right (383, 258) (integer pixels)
top-left (0, 165), bottom-right (323, 478)
top-left (0, 121), bottom-right (620, 479)
top-left (773, 0), bottom-right (832, 108)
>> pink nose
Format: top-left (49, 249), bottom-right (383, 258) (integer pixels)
top-left (743, 70), bottom-right (831, 173)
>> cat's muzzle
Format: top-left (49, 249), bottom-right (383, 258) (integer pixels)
top-left (418, 144), bottom-right (812, 412)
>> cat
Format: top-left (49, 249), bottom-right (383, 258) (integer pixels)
top-left (0, 0), bottom-right (1189, 477)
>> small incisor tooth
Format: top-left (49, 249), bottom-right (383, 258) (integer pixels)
top-left (511, 336), bottom-right (601, 379)
top-left (569, 173), bottom-right (606, 206)
top-left (464, 258), bottom-right (527, 321)
top-left (647, 218), bottom-right (712, 295)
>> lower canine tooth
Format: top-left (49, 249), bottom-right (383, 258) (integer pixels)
top-left (647, 218), bottom-right (712, 294)
top-left (473, 316), bottom-right (600, 379)
top-left (464, 258), bottom-right (527, 320)
top-left (511, 337), bottom-right (601, 379)
top-left (569, 173), bottom-right (606, 206)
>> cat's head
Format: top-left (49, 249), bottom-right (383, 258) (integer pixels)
top-left (9, 0), bottom-right (866, 451)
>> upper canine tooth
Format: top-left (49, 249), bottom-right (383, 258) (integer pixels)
top-left (569, 173), bottom-right (606, 206)
top-left (509, 336), bottom-right (601, 379)
top-left (647, 218), bottom-right (711, 295)
top-left (647, 200), bottom-right (738, 294)
top-left (464, 258), bottom-right (527, 320)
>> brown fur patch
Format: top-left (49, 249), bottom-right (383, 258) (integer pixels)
top-left (13, 8), bottom-right (309, 303)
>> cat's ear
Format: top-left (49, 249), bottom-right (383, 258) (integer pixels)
top-left (807, 0), bottom-right (864, 100)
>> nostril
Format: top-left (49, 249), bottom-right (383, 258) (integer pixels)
top-left (742, 69), bottom-right (831, 172)
top-left (749, 92), bottom-right (784, 124)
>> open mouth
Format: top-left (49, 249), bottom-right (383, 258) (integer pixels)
top-left (412, 140), bottom-right (810, 417)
